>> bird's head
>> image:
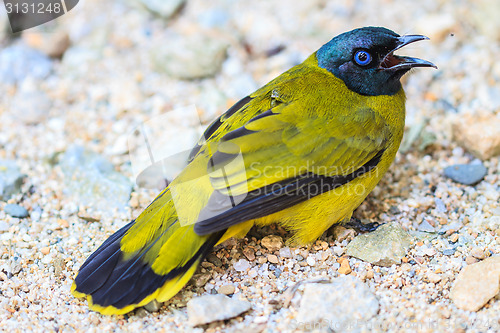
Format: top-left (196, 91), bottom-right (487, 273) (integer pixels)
top-left (317, 26), bottom-right (436, 96)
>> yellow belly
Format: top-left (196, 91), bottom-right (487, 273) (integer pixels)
top-left (218, 148), bottom-right (395, 247)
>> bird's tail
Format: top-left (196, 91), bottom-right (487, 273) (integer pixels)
top-left (71, 213), bottom-right (224, 315)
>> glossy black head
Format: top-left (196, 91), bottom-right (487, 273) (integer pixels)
top-left (317, 27), bottom-right (436, 96)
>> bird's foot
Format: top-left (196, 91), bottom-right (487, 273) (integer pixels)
top-left (344, 217), bottom-right (382, 232)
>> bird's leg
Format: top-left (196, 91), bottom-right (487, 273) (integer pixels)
top-left (344, 217), bottom-right (382, 232)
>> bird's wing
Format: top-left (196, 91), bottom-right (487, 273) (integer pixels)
top-left (188, 96), bottom-right (254, 162)
top-left (192, 83), bottom-right (391, 235)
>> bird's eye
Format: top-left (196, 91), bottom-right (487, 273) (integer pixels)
top-left (354, 50), bottom-right (372, 66)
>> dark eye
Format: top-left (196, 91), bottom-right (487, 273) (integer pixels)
top-left (354, 50), bottom-right (372, 66)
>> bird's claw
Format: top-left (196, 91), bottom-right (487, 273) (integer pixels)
top-left (344, 217), bottom-right (382, 232)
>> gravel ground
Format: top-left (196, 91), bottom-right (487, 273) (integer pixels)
top-left (0, 0), bottom-right (499, 332)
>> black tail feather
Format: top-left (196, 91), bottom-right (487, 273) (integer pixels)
top-left (74, 219), bottom-right (224, 310)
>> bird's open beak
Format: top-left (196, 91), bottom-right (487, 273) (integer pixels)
top-left (379, 35), bottom-right (437, 71)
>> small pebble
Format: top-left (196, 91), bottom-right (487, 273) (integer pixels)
top-left (470, 248), bottom-right (486, 260)
top-left (338, 258), bottom-right (351, 275)
top-left (434, 198), bottom-right (447, 213)
top-left (58, 219), bottom-right (70, 228)
top-left (267, 254), bottom-right (279, 264)
top-left (418, 220), bottom-right (436, 232)
top-left (442, 248), bottom-right (456, 256)
top-left (144, 300), bottom-right (160, 312)
top-left (206, 253), bottom-right (223, 267)
top-left (414, 256), bottom-right (425, 264)
top-left (136, 308), bottom-right (149, 318)
top-left (248, 269), bottom-right (258, 278)
top-left (306, 257), bottom-right (315, 267)
top-left (465, 256), bottom-right (479, 265)
top-left (243, 248), bottom-right (255, 261)
top-left (234, 259), bottom-right (251, 272)
top-left (40, 247), bottom-right (50, 255)
top-left (217, 284), bottom-right (235, 295)
top-left (444, 163), bottom-right (487, 186)
top-left (422, 247), bottom-right (437, 257)
top-left (449, 233), bottom-right (459, 243)
top-left (279, 247), bottom-right (292, 258)
top-left (332, 225), bottom-right (355, 241)
top-left (187, 294), bottom-right (251, 326)
top-left (427, 271), bottom-right (442, 283)
top-left (4, 204), bottom-right (29, 218)
top-left (41, 255), bottom-right (52, 265)
top-left (260, 235), bottom-right (283, 252)
top-left (332, 246), bottom-right (345, 256)
top-left (192, 273), bottom-right (211, 288)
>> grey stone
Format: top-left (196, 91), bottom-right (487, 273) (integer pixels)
top-left (59, 145), bottom-right (133, 212)
top-left (206, 253), bottom-right (223, 267)
top-left (135, 308), bottom-right (149, 318)
top-left (346, 222), bottom-right (414, 267)
top-left (0, 44), bottom-right (53, 85)
top-left (191, 273), bottom-right (212, 288)
top-left (187, 294), bottom-right (251, 326)
top-left (442, 248), bottom-right (456, 256)
top-left (296, 276), bottom-right (379, 332)
top-left (144, 299), bottom-right (160, 312)
top-left (152, 34), bottom-right (227, 80)
top-left (444, 163), bottom-right (487, 185)
top-left (4, 204), bottom-right (29, 218)
top-left (0, 160), bottom-right (25, 201)
top-left (11, 79), bottom-right (52, 124)
top-left (434, 198), bottom-right (447, 213)
top-left (418, 220), bottom-right (436, 233)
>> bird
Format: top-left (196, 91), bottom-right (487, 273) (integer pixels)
top-left (72, 26), bottom-right (436, 315)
